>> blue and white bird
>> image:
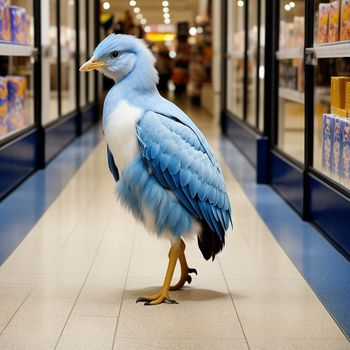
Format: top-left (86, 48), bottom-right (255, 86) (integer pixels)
top-left (80, 34), bottom-right (232, 305)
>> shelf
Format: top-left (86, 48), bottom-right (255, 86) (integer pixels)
top-left (276, 48), bottom-right (304, 60)
top-left (306, 41), bottom-right (350, 59)
top-left (0, 43), bottom-right (37, 57)
top-left (279, 87), bottom-right (305, 104)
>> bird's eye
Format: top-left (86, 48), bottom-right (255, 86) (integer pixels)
top-left (111, 51), bottom-right (120, 58)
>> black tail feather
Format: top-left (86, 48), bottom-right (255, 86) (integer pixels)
top-left (197, 222), bottom-right (225, 261)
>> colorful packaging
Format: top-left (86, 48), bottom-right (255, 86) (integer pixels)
top-left (9, 6), bottom-right (26, 44)
top-left (345, 82), bottom-right (350, 115)
top-left (340, 0), bottom-right (350, 40)
top-left (293, 16), bottom-right (305, 48)
top-left (332, 116), bottom-right (344, 179)
top-left (331, 76), bottom-right (350, 116)
top-left (6, 76), bottom-right (26, 131)
top-left (328, 1), bottom-right (340, 42)
top-left (342, 120), bottom-right (350, 186)
top-left (0, 77), bottom-right (7, 120)
top-left (318, 4), bottom-right (330, 44)
top-left (322, 114), bottom-right (334, 175)
top-left (0, 4), bottom-right (11, 42)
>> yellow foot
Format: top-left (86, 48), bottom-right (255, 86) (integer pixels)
top-left (136, 292), bottom-right (178, 305)
top-left (170, 268), bottom-right (198, 291)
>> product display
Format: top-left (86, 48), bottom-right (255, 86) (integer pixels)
top-left (279, 17), bottom-right (304, 49)
top-left (318, 4), bottom-right (330, 44)
top-left (328, 1), bottom-right (340, 42)
top-left (0, 2), bottom-right (11, 41)
top-left (322, 114), bottom-right (350, 186)
top-left (330, 76), bottom-right (350, 117)
top-left (279, 60), bottom-right (304, 92)
top-left (0, 75), bottom-right (26, 136)
top-left (0, 1), bottom-right (31, 44)
top-left (340, 0), bottom-right (350, 40)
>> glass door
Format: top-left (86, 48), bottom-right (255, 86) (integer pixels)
top-left (276, 0), bottom-right (305, 163)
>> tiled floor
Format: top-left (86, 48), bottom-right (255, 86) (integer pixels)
top-left (0, 99), bottom-right (349, 349)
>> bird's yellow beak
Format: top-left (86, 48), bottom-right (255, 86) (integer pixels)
top-left (79, 57), bottom-right (109, 71)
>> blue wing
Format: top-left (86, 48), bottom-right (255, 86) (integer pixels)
top-left (136, 111), bottom-right (232, 241)
top-left (107, 145), bottom-right (119, 182)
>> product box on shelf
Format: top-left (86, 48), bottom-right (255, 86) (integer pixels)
top-left (328, 1), bottom-right (340, 42)
top-left (0, 3), bottom-right (11, 42)
top-left (332, 117), bottom-right (344, 180)
top-left (9, 6), bottom-right (27, 44)
top-left (331, 76), bottom-right (350, 116)
top-left (318, 3), bottom-right (330, 44)
top-left (0, 76), bottom-right (8, 136)
top-left (345, 82), bottom-right (350, 115)
top-left (340, 0), bottom-right (350, 41)
top-left (293, 16), bottom-right (304, 48)
top-left (6, 76), bottom-right (25, 131)
top-left (322, 114), bottom-right (334, 175)
top-left (342, 119), bottom-right (350, 186)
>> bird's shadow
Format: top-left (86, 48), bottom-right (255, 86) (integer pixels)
top-left (126, 285), bottom-right (231, 302)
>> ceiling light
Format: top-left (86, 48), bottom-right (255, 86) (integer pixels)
top-left (284, 4), bottom-right (291, 11)
top-left (197, 27), bottom-right (203, 34)
top-left (189, 26), bottom-right (197, 36)
top-left (144, 25), bottom-right (151, 32)
top-left (136, 13), bottom-right (143, 20)
top-left (129, 0), bottom-right (136, 6)
top-left (237, 0), bottom-right (244, 7)
top-left (133, 7), bottom-right (140, 13)
top-left (162, 1), bottom-right (169, 6)
top-left (289, 1), bottom-right (295, 8)
top-left (140, 18), bottom-right (147, 25)
top-left (68, 0), bottom-right (74, 5)
top-left (102, 1), bottom-right (110, 9)
top-left (163, 13), bottom-right (170, 18)
top-left (163, 7), bottom-right (169, 13)
top-left (164, 18), bottom-right (171, 24)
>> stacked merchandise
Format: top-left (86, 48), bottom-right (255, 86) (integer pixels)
top-left (317, 0), bottom-right (350, 44)
top-left (0, 76), bottom-right (26, 137)
top-left (322, 77), bottom-right (350, 186)
top-left (279, 60), bottom-right (304, 92)
top-left (0, 0), bottom-right (31, 44)
top-left (279, 16), bottom-right (304, 49)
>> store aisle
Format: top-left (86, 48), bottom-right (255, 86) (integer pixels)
top-left (0, 102), bottom-right (349, 350)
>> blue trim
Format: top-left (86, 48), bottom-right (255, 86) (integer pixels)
top-left (224, 114), bottom-right (269, 184)
top-left (0, 125), bottom-right (102, 265)
top-left (81, 104), bottom-right (97, 133)
top-left (45, 113), bottom-right (78, 163)
top-left (221, 136), bottom-right (350, 340)
top-left (309, 174), bottom-right (350, 258)
top-left (0, 129), bottom-right (38, 201)
top-left (271, 150), bottom-right (304, 215)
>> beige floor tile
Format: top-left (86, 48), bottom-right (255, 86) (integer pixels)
top-left (61, 315), bottom-right (117, 337)
top-left (0, 295), bottom-right (28, 334)
top-left (116, 299), bottom-right (245, 339)
top-left (72, 275), bottom-right (125, 317)
top-left (248, 338), bottom-right (350, 350)
top-left (29, 273), bottom-right (86, 299)
top-left (114, 337), bottom-right (249, 350)
top-left (57, 334), bottom-right (114, 350)
top-left (0, 297), bottom-right (73, 348)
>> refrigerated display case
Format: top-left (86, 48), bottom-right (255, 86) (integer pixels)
top-left (276, 0), bottom-right (305, 163)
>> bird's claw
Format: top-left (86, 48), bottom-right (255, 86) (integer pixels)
top-left (136, 294), bottom-right (178, 305)
top-left (188, 267), bottom-right (198, 275)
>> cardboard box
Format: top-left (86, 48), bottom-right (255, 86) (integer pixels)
top-left (340, 0), bottom-right (350, 40)
top-left (318, 4), bottom-right (330, 44)
top-left (328, 1), bottom-right (340, 42)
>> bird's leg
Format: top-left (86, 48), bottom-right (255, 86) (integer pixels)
top-left (170, 239), bottom-right (197, 291)
top-left (136, 243), bottom-right (180, 305)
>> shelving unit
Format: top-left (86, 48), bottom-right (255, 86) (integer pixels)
top-left (0, 43), bottom-right (37, 57)
top-left (306, 41), bottom-right (350, 59)
top-left (278, 87), bottom-right (305, 104)
top-left (276, 47), bottom-right (304, 60)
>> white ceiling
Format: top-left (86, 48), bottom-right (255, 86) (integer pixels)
top-left (104, 0), bottom-right (202, 27)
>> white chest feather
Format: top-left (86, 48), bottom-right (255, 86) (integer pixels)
top-left (104, 100), bottom-right (143, 175)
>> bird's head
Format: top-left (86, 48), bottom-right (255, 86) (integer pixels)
top-left (80, 34), bottom-right (158, 87)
